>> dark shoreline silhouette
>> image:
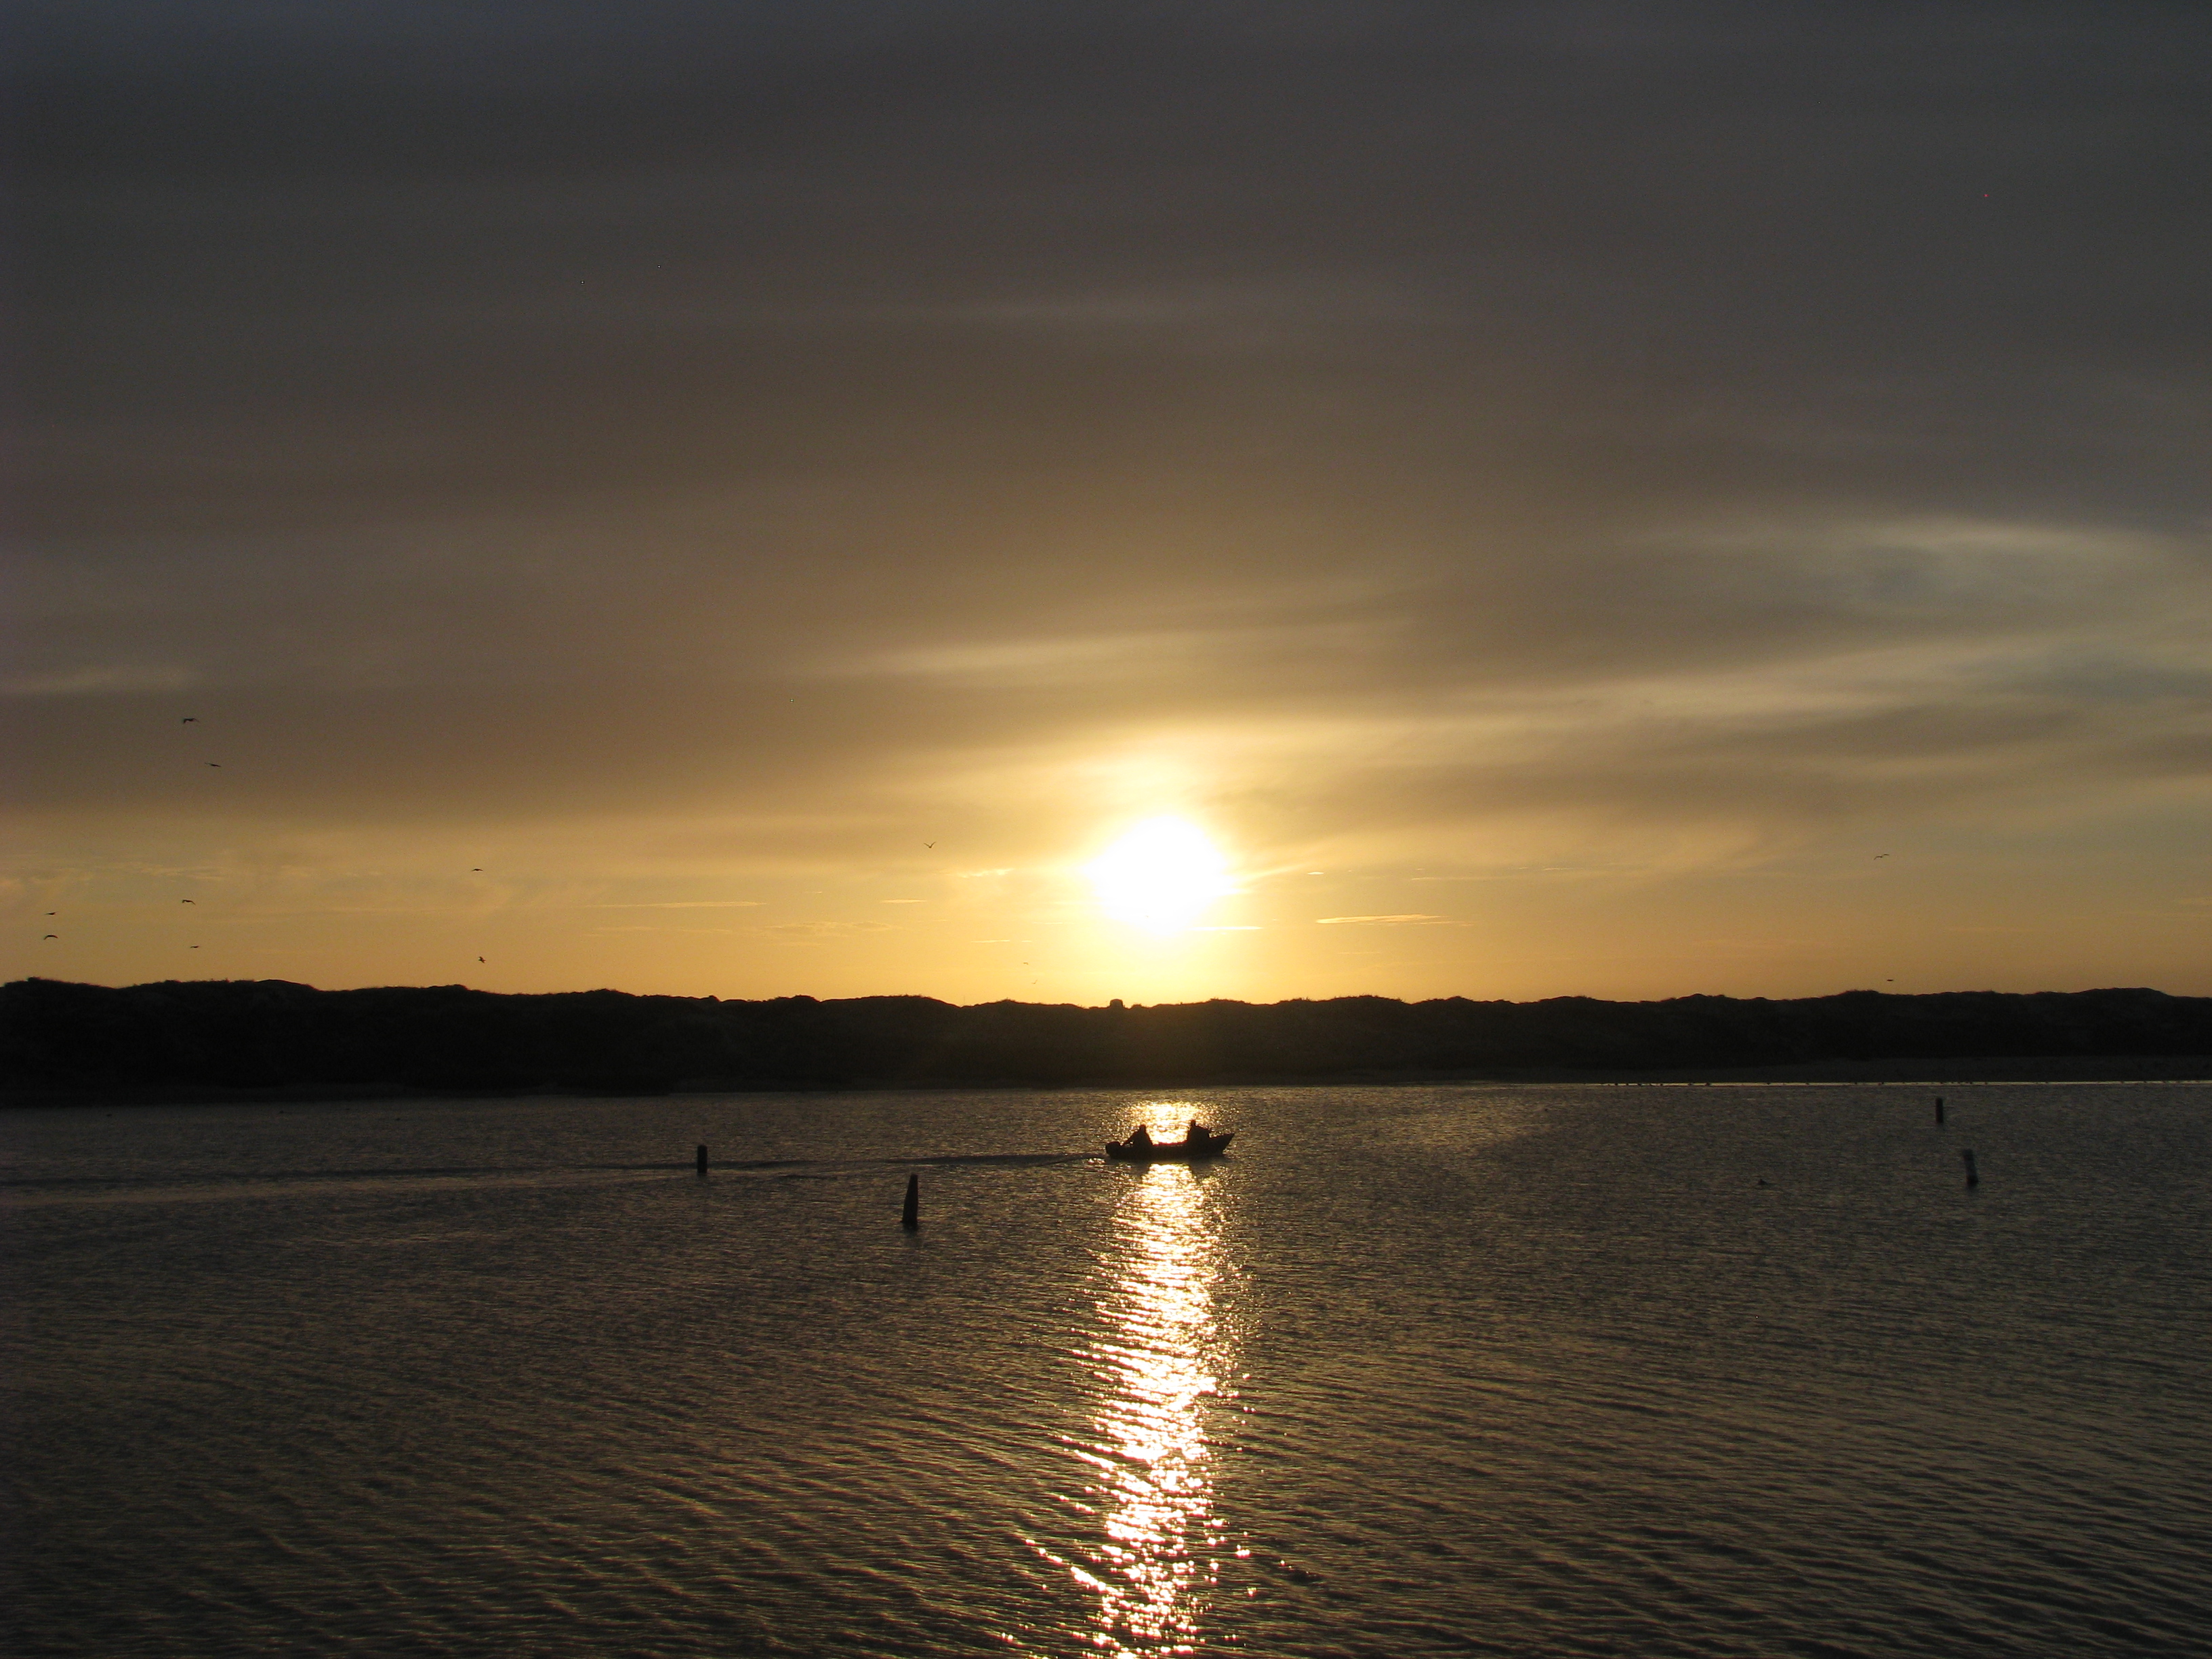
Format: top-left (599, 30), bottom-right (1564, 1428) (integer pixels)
top-left (5, 977), bottom-right (2209, 1105)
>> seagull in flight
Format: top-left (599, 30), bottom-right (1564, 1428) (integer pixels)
top-left (207, 762), bottom-right (222, 769)
top-left (181, 899), bottom-right (194, 904)
top-left (181, 717), bottom-right (197, 724)
top-left (1873, 853), bottom-right (1889, 859)
top-left (924, 842), bottom-right (935, 849)
top-left (42, 934), bottom-right (57, 940)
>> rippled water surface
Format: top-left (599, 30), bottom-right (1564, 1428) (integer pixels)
top-left (5, 1083), bottom-right (2208, 1656)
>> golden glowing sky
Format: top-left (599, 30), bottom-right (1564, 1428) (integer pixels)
top-left (7, 3), bottom-right (2209, 1002)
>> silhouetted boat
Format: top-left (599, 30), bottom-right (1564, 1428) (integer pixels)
top-left (1105, 1125), bottom-right (1234, 1162)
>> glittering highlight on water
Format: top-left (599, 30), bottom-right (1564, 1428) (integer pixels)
top-left (1078, 1160), bottom-right (1229, 1652)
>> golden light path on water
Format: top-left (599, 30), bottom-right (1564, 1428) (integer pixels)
top-left (1061, 1149), bottom-right (1235, 1654)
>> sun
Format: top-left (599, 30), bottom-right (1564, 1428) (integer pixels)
top-left (1086, 817), bottom-right (1234, 935)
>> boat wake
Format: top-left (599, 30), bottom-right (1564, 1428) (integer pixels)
top-left (0, 1150), bottom-right (1105, 1210)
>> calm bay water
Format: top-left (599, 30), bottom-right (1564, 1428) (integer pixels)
top-left (4, 1082), bottom-right (2207, 1657)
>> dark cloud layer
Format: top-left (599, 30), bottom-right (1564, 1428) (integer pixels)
top-left (23, 1), bottom-right (2208, 517)
top-left (6, 1), bottom-right (2209, 997)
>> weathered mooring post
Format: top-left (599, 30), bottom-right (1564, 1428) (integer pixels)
top-left (1935, 1097), bottom-right (1946, 1126)
top-left (1961, 1148), bottom-right (1979, 1188)
top-left (696, 1143), bottom-right (708, 1176)
top-left (901, 1172), bottom-right (920, 1229)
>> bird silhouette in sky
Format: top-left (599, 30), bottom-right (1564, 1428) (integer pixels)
top-left (207, 762), bottom-right (222, 769)
top-left (181, 717), bottom-right (197, 724)
top-left (190, 945), bottom-right (199, 949)
top-left (924, 842), bottom-right (935, 848)
top-left (43, 934), bottom-right (58, 940)
top-left (478, 956), bottom-right (486, 963)
top-left (472, 867), bottom-right (483, 872)
top-left (1873, 853), bottom-right (1889, 859)
top-left (181, 899), bottom-right (194, 904)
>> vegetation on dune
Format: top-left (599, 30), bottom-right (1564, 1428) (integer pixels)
top-left (4, 978), bottom-right (2208, 1100)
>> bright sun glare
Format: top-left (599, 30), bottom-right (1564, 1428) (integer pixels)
top-left (1086, 817), bottom-right (1234, 935)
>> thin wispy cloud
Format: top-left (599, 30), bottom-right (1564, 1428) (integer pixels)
top-left (586, 901), bottom-right (766, 909)
top-left (1316, 916), bottom-right (1448, 926)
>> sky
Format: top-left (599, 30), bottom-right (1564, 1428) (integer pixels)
top-left (6, 0), bottom-right (2209, 1005)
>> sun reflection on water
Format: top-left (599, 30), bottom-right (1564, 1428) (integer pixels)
top-left (1067, 1158), bottom-right (1233, 1654)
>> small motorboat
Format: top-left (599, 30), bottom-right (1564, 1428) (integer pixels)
top-left (1105, 1122), bottom-right (1234, 1162)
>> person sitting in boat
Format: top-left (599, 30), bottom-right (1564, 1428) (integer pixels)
top-left (1126, 1123), bottom-right (1153, 1151)
top-left (1187, 1119), bottom-right (1211, 1143)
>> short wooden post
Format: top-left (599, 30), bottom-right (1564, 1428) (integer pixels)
top-left (901, 1172), bottom-right (920, 1229)
top-left (1961, 1148), bottom-right (1978, 1188)
top-left (1934, 1097), bottom-right (1945, 1125)
top-left (696, 1143), bottom-right (708, 1175)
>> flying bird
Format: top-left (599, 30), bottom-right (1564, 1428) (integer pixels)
top-left (478, 956), bottom-right (486, 963)
top-left (207, 762), bottom-right (222, 769)
top-left (181, 899), bottom-right (194, 904)
top-left (43, 934), bottom-right (57, 940)
top-left (924, 842), bottom-right (935, 848)
top-left (1873, 853), bottom-right (1889, 859)
top-left (181, 717), bottom-right (197, 724)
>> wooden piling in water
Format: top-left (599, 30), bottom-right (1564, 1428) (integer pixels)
top-left (1961, 1148), bottom-right (1978, 1188)
top-left (696, 1143), bottom-right (708, 1176)
top-left (1935, 1097), bottom-right (1945, 1126)
top-left (901, 1172), bottom-right (920, 1229)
